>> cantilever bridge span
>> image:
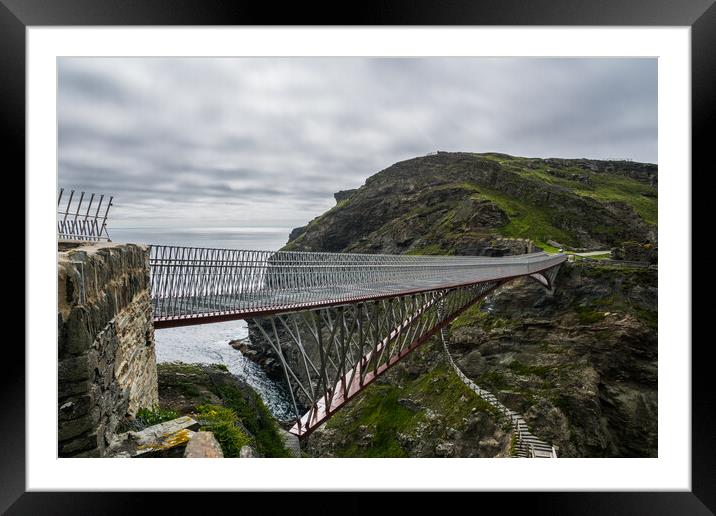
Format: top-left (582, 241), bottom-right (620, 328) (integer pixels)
top-left (150, 246), bottom-right (566, 437)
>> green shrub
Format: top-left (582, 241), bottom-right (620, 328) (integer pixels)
top-left (575, 306), bottom-right (606, 324)
top-left (212, 384), bottom-right (292, 458)
top-left (136, 405), bottom-right (179, 426)
top-left (196, 404), bottom-right (251, 457)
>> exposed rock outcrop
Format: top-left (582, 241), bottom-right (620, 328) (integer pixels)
top-left (156, 362), bottom-right (293, 457)
top-left (283, 152), bottom-right (657, 254)
top-left (243, 152), bottom-right (658, 457)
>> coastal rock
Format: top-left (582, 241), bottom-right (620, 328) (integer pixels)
top-left (240, 445), bottom-right (258, 458)
top-left (107, 416), bottom-right (199, 458)
top-left (246, 153), bottom-right (658, 458)
top-left (184, 431), bottom-right (224, 458)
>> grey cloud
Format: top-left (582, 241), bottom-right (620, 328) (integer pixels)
top-left (58, 57), bottom-right (657, 232)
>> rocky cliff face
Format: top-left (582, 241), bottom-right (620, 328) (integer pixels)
top-left (285, 152), bottom-right (657, 254)
top-left (246, 152), bottom-right (658, 457)
top-left (301, 261), bottom-right (657, 458)
top-left (442, 261), bottom-right (657, 457)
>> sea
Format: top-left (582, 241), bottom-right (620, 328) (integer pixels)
top-left (113, 226), bottom-right (295, 421)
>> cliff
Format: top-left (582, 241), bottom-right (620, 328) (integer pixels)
top-left (285, 152), bottom-right (656, 255)
top-left (248, 152), bottom-right (658, 457)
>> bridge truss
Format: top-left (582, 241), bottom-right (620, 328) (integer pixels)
top-left (150, 246), bottom-right (565, 438)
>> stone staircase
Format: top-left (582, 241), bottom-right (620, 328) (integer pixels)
top-left (439, 325), bottom-right (557, 458)
top-left (278, 428), bottom-right (302, 457)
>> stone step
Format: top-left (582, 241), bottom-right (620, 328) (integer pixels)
top-left (278, 428), bottom-right (301, 458)
top-left (441, 329), bottom-right (557, 459)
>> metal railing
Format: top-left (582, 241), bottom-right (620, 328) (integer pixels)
top-left (57, 188), bottom-right (113, 241)
top-left (150, 245), bottom-right (566, 322)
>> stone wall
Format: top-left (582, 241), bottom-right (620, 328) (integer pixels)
top-left (491, 237), bottom-right (535, 256)
top-left (58, 241), bottom-right (158, 457)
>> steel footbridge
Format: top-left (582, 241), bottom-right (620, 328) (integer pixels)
top-left (149, 245), bottom-right (566, 438)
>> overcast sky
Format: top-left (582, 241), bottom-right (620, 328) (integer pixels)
top-left (58, 57), bottom-right (657, 235)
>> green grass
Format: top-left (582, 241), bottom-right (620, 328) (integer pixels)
top-left (570, 252), bottom-right (611, 260)
top-left (450, 302), bottom-right (510, 332)
top-left (475, 370), bottom-right (511, 391)
top-left (496, 160), bottom-right (657, 226)
top-left (574, 174), bottom-right (657, 225)
top-left (212, 383), bottom-right (292, 458)
top-left (157, 362), bottom-right (291, 457)
top-left (328, 385), bottom-right (415, 457)
top-left (466, 187), bottom-right (576, 246)
top-left (575, 305), bottom-right (607, 324)
top-left (536, 241), bottom-right (563, 254)
top-left (136, 405), bottom-right (179, 426)
top-left (507, 361), bottom-right (553, 378)
top-left (196, 405), bottom-right (251, 457)
top-left (324, 362), bottom-right (498, 457)
top-left (634, 308), bottom-right (658, 329)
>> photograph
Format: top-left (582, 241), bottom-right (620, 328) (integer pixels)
top-left (7, 1), bottom-right (709, 510)
top-left (56, 56), bottom-right (658, 460)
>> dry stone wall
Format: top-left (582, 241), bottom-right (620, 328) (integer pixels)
top-left (58, 242), bottom-right (158, 457)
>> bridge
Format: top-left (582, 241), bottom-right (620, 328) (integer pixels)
top-left (149, 245), bottom-right (566, 439)
top-left (58, 188), bottom-right (566, 450)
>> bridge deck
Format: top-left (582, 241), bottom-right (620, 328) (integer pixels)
top-left (150, 246), bottom-right (565, 325)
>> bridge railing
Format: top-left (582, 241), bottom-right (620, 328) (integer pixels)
top-left (150, 245), bottom-right (565, 320)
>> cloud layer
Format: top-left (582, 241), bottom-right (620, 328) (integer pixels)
top-left (58, 57), bottom-right (657, 229)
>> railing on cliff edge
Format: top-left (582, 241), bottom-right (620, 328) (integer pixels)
top-left (57, 188), bottom-right (113, 242)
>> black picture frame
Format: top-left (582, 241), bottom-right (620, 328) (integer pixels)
top-left (7, 0), bottom-right (710, 513)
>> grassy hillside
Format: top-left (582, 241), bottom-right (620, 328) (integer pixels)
top-left (284, 152), bottom-right (657, 254)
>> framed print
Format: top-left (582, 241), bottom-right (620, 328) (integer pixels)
top-left (7, 0), bottom-right (712, 513)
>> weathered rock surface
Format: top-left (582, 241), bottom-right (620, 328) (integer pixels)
top-left (283, 152), bottom-right (657, 254)
top-left (443, 262), bottom-right (657, 457)
top-left (107, 416), bottom-right (199, 458)
top-left (57, 241), bottom-right (158, 457)
top-left (184, 431), bottom-right (224, 458)
top-left (239, 445), bottom-right (258, 458)
top-left (242, 152), bottom-right (658, 457)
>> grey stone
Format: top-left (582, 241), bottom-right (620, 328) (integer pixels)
top-left (60, 307), bottom-right (95, 357)
top-left (58, 394), bottom-right (93, 422)
top-left (107, 417), bottom-right (198, 458)
top-left (58, 410), bottom-right (97, 441)
top-left (58, 242), bottom-right (157, 457)
top-left (239, 445), bottom-right (258, 458)
top-left (58, 355), bottom-right (90, 382)
top-left (434, 441), bottom-right (455, 457)
top-left (184, 431), bottom-right (224, 458)
top-left (59, 432), bottom-right (99, 455)
top-left (58, 380), bottom-right (90, 398)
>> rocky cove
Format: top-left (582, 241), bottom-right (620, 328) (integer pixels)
top-left (228, 153), bottom-right (658, 458)
top-left (61, 152), bottom-right (657, 459)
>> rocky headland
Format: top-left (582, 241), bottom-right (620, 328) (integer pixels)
top-left (239, 152), bottom-right (658, 457)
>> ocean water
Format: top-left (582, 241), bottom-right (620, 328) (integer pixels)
top-left (111, 225), bottom-right (292, 251)
top-left (154, 319), bottom-right (294, 422)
